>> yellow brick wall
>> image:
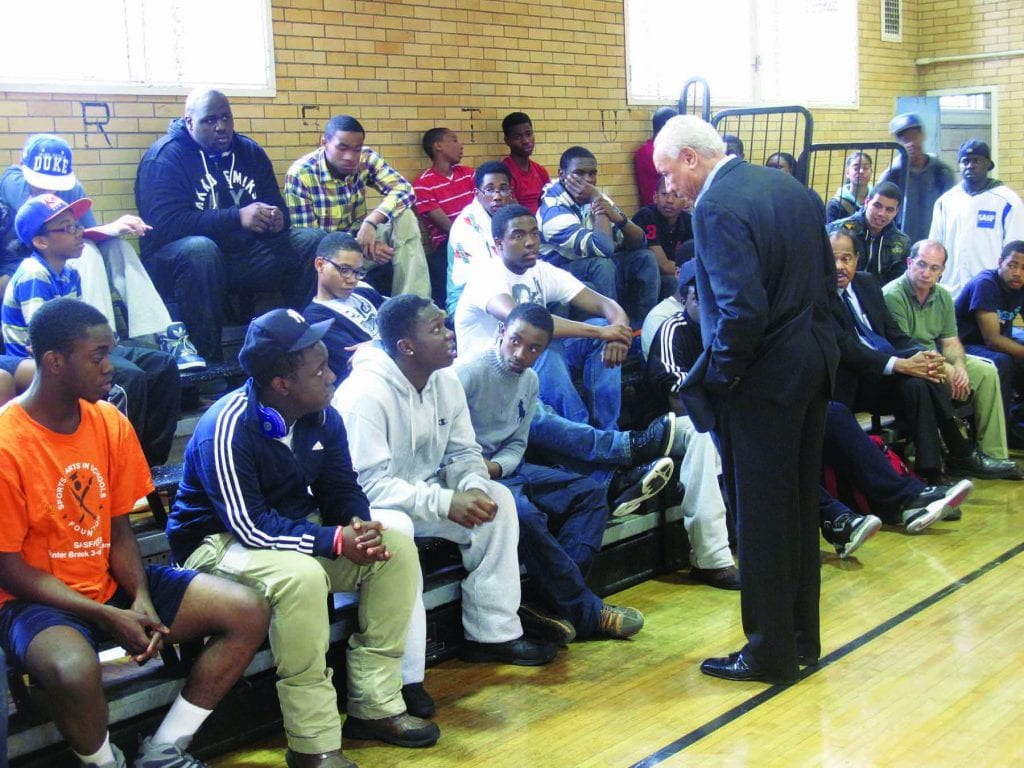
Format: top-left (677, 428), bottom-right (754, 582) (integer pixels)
top-left (0, 0), bottom-right (1014, 225)
top-left (917, 0), bottom-right (1024, 191)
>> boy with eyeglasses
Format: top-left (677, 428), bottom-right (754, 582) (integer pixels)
top-left (2, 195), bottom-right (181, 466)
top-left (446, 161), bottom-right (516, 314)
top-left (303, 232), bottom-right (385, 381)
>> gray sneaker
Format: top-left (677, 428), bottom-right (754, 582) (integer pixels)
top-left (82, 744), bottom-right (127, 768)
top-left (134, 737), bottom-right (207, 768)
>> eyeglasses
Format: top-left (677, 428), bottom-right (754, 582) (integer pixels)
top-left (43, 222), bottom-right (85, 236)
top-left (911, 260), bottom-right (943, 274)
top-left (324, 261), bottom-right (367, 280)
top-left (478, 185), bottom-right (513, 198)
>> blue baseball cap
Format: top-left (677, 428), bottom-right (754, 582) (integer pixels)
top-left (957, 139), bottom-right (994, 170)
top-left (21, 134), bottom-right (76, 192)
top-left (888, 113), bottom-right (923, 137)
top-left (14, 193), bottom-right (92, 247)
top-left (238, 308), bottom-right (334, 379)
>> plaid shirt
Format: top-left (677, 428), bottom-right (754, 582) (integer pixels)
top-left (284, 146), bottom-right (416, 232)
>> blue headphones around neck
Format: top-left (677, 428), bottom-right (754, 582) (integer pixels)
top-left (257, 403), bottom-right (288, 439)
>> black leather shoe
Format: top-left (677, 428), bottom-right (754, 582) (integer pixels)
top-left (459, 636), bottom-right (557, 666)
top-left (629, 413), bottom-right (676, 464)
top-left (342, 712), bottom-right (440, 748)
top-left (947, 450), bottom-right (1023, 480)
top-left (700, 651), bottom-right (797, 684)
top-left (690, 565), bottom-right (741, 590)
top-left (401, 682), bottom-right (436, 719)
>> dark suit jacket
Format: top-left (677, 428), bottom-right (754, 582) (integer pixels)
top-left (679, 157), bottom-right (839, 430)
top-left (830, 272), bottom-right (924, 404)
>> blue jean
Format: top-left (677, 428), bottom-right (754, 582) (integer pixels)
top-left (823, 401), bottom-right (926, 516)
top-left (549, 249), bottom-right (660, 329)
top-left (527, 402), bottom-right (630, 488)
top-left (532, 319), bottom-right (621, 432)
top-left (144, 227), bottom-right (324, 361)
top-left (500, 463), bottom-right (608, 638)
top-left (1, 647), bottom-right (7, 768)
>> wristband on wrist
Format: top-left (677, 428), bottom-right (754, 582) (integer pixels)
top-left (363, 219), bottom-right (379, 230)
top-left (333, 526), bottom-right (345, 557)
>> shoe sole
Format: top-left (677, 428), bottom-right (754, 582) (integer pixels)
top-left (943, 478), bottom-right (973, 510)
top-left (611, 457), bottom-right (674, 517)
top-left (342, 721), bottom-right (439, 748)
top-left (175, 360), bottom-right (208, 372)
top-left (458, 648), bottom-right (557, 666)
top-left (518, 605), bottom-right (576, 645)
top-left (904, 498), bottom-right (945, 534)
top-left (839, 515), bottom-right (882, 558)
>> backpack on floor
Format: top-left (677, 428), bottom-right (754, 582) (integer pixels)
top-left (822, 435), bottom-right (917, 517)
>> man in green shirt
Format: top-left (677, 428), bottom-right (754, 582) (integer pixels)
top-left (883, 239), bottom-right (1011, 459)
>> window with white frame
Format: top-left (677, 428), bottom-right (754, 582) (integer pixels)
top-left (0, 0), bottom-right (275, 96)
top-left (625, 0), bottom-right (859, 108)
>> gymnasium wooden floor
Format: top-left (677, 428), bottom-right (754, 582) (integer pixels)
top-left (211, 468), bottom-right (1024, 768)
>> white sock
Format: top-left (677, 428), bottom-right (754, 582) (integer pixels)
top-left (74, 733), bottom-right (116, 766)
top-left (151, 694), bottom-right (212, 748)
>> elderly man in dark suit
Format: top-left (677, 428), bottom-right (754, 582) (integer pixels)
top-left (654, 116), bottom-right (838, 685)
top-left (829, 231), bottom-right (1018, 483)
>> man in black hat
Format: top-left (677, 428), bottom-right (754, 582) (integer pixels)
top-left (929, 139), bottom-right (1024, 297)
top-left (166, 308), bottom-right (437, 768)
top-left (879, 113), bottom-right (955, 243)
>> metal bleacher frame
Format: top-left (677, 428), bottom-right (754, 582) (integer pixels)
top-left (710, 105), bottom-right (815, 179)
top-left (677, 77), bottom-right (711, 121)
top-left (802, 140), bottom-right (910, 228)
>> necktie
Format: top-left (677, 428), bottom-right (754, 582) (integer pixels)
top-left (842, 289), bottom-right (896, 355)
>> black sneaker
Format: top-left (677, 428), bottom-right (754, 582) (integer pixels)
top-left (401, 682), bottom-right (436, 719)
top-left (822, 512), bottom-right (881, 558)
top-left (459, 637), bottom-right (557, 666)
top-left (629, 414), bottom-right (675, 464)
top-left (609, 457), bottom-right (675, 517)
top-left (518, 603), bottom-right (576, 646)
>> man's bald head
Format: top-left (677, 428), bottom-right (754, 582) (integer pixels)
top-left (184, 89), bottom-right (233, 153)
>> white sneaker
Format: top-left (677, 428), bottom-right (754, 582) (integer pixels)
top-left (158, 322), bottom-right (207, 372)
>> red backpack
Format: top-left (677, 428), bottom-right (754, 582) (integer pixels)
top-left (822, 435), bottom-right (917, 515)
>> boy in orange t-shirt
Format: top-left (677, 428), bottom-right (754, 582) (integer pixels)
top-left (0, 298), bottom-right (269, 768)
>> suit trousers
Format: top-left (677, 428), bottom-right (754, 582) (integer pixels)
top-left (713, 371), bottom-right (828, 680)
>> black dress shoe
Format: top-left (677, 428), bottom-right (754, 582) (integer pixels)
top-left (700, 651), bottom-right (797, 684)
top-left (459, 636), bottom-right (558, 666)
top-left (947, 450), bottom-right (1023, 480)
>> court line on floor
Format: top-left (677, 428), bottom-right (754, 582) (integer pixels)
top-left (629, 540), bottom-right (1024, 768)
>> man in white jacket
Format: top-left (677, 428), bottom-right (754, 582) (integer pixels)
top-left (333, 294), bottom-right (557, 684)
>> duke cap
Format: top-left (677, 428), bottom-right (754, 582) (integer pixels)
top-left (238, 308), bottom-right (333, 379)
top-left (957, 139), bottom-right (994, 170)
top-left (21, 134), bottom-right (76, 192)
top-left (888, 113), bottom-right (923, 137)
top-left (14, 193), bottom-right (92, 247)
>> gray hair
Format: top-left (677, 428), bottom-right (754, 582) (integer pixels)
top-left (654, 115), bottom-right (726, 162)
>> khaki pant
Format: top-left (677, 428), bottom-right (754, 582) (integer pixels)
top-left (368, 209), bottom-right (431, 297)
top-left (965, 354), bottom-right (1008, 459)
top-left (184, 529), bottom-right (417, 754)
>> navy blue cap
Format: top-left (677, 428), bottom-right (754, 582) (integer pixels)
top-left (957, 140), bottom-right (994, 170)
top-left (238, 309), bottom-right (333, 379)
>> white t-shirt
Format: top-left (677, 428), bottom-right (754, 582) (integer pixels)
top-left (454, 258), bottom-right (585, 359)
